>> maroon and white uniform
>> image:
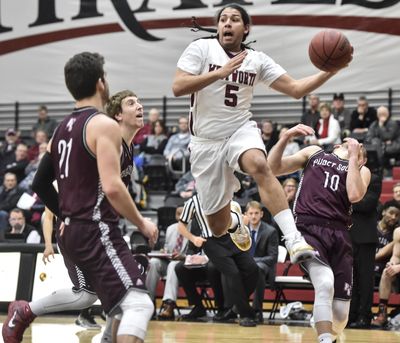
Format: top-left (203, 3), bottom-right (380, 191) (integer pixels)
top-left (177, 38), bottom-right (286, 214)
top-left (51, 107), bottom-right (146, 314)
top-left (294, 149), bottom-right (353, 300)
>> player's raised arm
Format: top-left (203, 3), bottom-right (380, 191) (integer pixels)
top-left (345, 138), bottom-right (371, 203)
top-left (268, 124), bottom-right (319, 176)
top-left (270, 72), bottom-right (335, 100)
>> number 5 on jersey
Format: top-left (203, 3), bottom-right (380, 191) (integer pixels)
top-left (225, 84), bottom-right (239, 107)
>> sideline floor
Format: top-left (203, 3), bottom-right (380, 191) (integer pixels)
top-left (1, 315), bottom-right (400, 343)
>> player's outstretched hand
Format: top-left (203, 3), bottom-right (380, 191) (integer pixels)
top-left (42, 245), bottom-right (55, 265)
top-left (140, 219), bottom-right (158, 248)
top-left (218, 50), bottom-right (247, 79)
top-left (283, 124), bottom-right (315, 139)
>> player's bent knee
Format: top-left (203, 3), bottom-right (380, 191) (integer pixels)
top-left (118, 290), bottom-right (153, 340)
top-left (315, 279), bottom-right (334, 299)
top-left (246, 157), bottom-right (268, 177)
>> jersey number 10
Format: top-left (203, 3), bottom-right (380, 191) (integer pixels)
top-left (323, 171), bottom-right (340, 191)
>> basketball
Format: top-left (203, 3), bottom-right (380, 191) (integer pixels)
top-left (308, 29), bottom-right (353, 72)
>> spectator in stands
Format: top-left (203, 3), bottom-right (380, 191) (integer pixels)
top-left (31, 105), bottom-right (58, 138)
top-left (300, 93), bottom-right (320, 129)
top-left (269, 178), bottom-right (299, 242)
top-left (245, 201), bottom-right (278, 323)
top-left (372, 225), bottom-right (400, 327)
top-left (233, 173), bottom-right (260, 209)
top-left (306, 102), bottom-right (341, 150)
top-left (282, 178), bottom-right (298, 210)
top-left (175, 170), bottom-right (195, 199)
top-left (164, 170), bottom-right (196, 207)
top-left (365, 106), bottom-right (400, 172)
top-left (27, 130), bottom-right (48, 162)
top-left (4, 143), bottom-right (29, 183)
top-left (0, 172), bottom-right (24, 240)
top-left (374, 203), bottom-right (400, 293)
top-left (139, 119), bottom-right (168, 157)
top-left (350, 96), bottom-right (377, 141)
top-left (261, 120), bottom-right (279, 152)
top-left (133, 107), bottom-right (160, 145)
top-left (332, 93), bottom-right (352, 134)
top-left (4, 208), bottom-right (41, 243)
top-left (19, 142), bottom-right (48, 192)
top-left (0, 129), bottom-right (21, 175)
top-left (348, 172), bottom-right (382, 328)
top-left (163, 116), bottom-right (190, 168)
top-left (380, 182), bottom-right (400, 216)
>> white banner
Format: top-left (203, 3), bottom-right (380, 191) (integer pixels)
top-left (1, 0), bottom-right (400, 102)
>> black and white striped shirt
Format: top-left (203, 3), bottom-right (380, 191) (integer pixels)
top-left (180, 194), bottom-right (214, 238)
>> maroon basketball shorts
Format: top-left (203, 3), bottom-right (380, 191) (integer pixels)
top-left (58, 220), bottom-right (147, 314)
top-left (297, 222), bottom-right (353, 300)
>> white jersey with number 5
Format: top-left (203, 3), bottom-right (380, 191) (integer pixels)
top-left (177, 38), bottom-right (286, 140)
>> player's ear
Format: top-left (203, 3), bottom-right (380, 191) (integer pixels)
top-left (97, 77), bottom-right (105, 92)
top-left (244, 24), bottom-right (249, 35)
top-left (114, 112), bottom-right (122, 122)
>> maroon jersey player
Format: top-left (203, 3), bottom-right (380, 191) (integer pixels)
top-left (268, 124), bottom-right (370, 343)
top-left (2, 53), bottom-right (157, 343)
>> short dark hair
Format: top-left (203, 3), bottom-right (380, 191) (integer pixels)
top-left (215, 4), bottom-right (251, 42)
top-left (333, 93), bottom-right (344, 101)
top-left (38, 105), bottom-right (48, 112)
top-left (10, 208), bottom-right (25, 217)
top-left (64, 52), bottom-right (105, 100)
top-left (382, 201), bottom-right (400, 213)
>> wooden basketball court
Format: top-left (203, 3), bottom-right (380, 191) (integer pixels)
top-left (1, 315), bottom-right (400, 343)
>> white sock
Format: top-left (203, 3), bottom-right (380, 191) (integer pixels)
top-left (318, 333), bottom-right (332, 343)
top-left (273, 209), bottom-right (298, 239)
top-left (228, 212), bottom-right (239, 231)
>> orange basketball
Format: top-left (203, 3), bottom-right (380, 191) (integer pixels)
top-left (308, 29), bottom-right (353, 72)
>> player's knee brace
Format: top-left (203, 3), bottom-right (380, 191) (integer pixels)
top-left (117, 290), bottom-right (154, 340)
top-left (332, 299), bottom-right (350, 335)
top-left (305, 260), bottom-right (335, 323)
top-left (313, 279), bottom-right (334, 322)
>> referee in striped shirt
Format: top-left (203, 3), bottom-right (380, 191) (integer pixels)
top-left (179, 194), bottom-right (259, 327)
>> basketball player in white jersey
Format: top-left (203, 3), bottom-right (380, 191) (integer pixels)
top-left (172, 4), bottom-right (351, 263)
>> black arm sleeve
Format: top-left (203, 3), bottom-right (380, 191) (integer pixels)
top-left (32, 152), bottom-right (60, 217)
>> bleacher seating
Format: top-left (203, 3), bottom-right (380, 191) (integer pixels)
top-left (2, 89), bottom-right (400, 138)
